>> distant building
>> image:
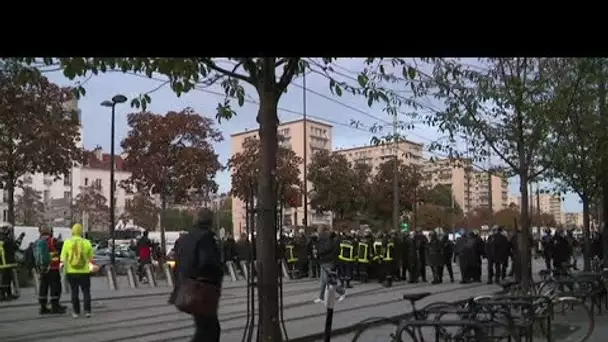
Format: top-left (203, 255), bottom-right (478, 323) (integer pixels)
top-left (230, 118), bottom-right (333, 235)
top-left (563, 212), bottom-right (584, 228)
top-left (334, 140), bottom-right (424, 171)
top-left (509, 193), bottom-right (563, 225)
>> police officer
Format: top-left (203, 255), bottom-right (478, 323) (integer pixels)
top-left (372, 232), bottom-right (385, 282)
top-left (382, 233), bottom-right (396, 287)
top-left (487, 226), bottom-right (510, 283)
top-left (406, 231), bottom-right (420, 283)
top-left (307, 232), bottom-right (320, 278)
top-left (414, 230), bottom-right (428, 282)
top-left (440, 232), bottom-right (454, 283)
top-left (427, 231), bottom-right (443, 284)
top-left (338, 232), bottom-right (355, 288)
top-left (284, 233), bottom-right (299, 279)
top-left (357, 229), bottom-right (373, 283)
top-left (0, 225), bottom-right (19, 301)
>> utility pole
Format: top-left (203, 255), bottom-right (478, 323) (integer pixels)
top-left (392, 114), bottom-right (399, 232)
top-left (536, 183), bottom-right (541, 227)
top-left (487, 165), bottom-right (493, 226)
top-left (302, 72), bottom-right (308, 230)
top-left (412, 163), bottom-right (418, 231)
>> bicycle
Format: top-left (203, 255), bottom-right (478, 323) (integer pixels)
top-left (351, 292), bottom-right (457, 342)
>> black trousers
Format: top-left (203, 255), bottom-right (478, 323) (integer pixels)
top-left (339, 262), bottom-right (353, 285)
top-left (309, 258), bottom-right (320, 278)
top-left (487, 259), bottom-right (504, 281)
top-left (0, 268), bottom-right (14, 297)
top-left (358, 263), bottom-right (369, 282)
top-left (440, 260), bottom-right (454, 281)
top-left (38, 269), bottom-right (62, 307)
top-left (419, 263), bottom-right (427, 281)
top-left (67, 273), bottom-right (92, 314)
top-left (192, 315), bottom-right (220, 342)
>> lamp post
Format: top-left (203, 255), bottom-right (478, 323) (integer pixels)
top-left (101, 94), bottom-right (128, 267)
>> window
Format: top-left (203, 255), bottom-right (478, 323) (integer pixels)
top-left (64, 191), bottom-right (71, 200)
top-left (64, 173), bottom-right (71, 186)
top-left (2, 210), bottom-right (7, 222)
top-left (84, 178), bottom-right (89, 186)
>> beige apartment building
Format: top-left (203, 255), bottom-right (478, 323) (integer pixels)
top-left (230, 119), bottom-right (333, 235)
top-left (509, 193), bottom-right (563, 225)
top-left (563, 212), bottom-right (584, 228)
top-left (334, 140), bottom-right (424, 171)
top-left (422, 158), bottom-right (509, 213)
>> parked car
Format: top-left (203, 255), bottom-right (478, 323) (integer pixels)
top-left (93, 248), bottom-right (137, 276)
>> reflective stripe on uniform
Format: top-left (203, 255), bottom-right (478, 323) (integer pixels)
top-left (384, 242), bottom-right (394, 261)
top-left (357, 243), bottom-right (369, 263)
top-left (286, 245), bottom-right (298, 263)
top-left (338, 243), bottom-right (354, 262)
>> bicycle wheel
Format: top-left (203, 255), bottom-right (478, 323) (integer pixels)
top-left (550, 296), bottom-right (595, 342)
top-left (351, 317), bottom-right (401, 342)
top-left (395, 323), bottom-right (422, 342)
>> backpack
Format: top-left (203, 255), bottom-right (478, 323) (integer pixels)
top-left (68, 239), bottom-right (87, 269)
top-left (33, 239), bottom-right (50, 271)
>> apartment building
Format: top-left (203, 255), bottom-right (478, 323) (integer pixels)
top-left (508, 193), bottom-right (563, 225)
top-left (230, 118), bottom-right (333, 235)
top-left (1, 99), bottom-right (83, 225)
top-left (563, 212), bottom-right (584, 228)
top-left (422, 158), bottom-right (508, 213)
top-left (334, 140), bottom-right (424, 172)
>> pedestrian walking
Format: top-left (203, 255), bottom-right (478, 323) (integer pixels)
top-left (60, 223), bottom-right (94, 318)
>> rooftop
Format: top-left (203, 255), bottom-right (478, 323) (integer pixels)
top-left (83, 148), bottom-right (128, 172)
top-left (230, 118), bottom-right (333, 138)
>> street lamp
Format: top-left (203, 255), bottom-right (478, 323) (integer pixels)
top-left (101, 94), bottom-right (128, 267)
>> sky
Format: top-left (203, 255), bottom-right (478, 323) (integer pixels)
top-left (42, 58), bottom-right (583, 212)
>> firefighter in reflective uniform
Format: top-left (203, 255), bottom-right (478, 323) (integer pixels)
top-left (338, 233), bottom-right (355, 288)
top-left (357, 229), bottom-right (373, 282)
top-left (372, 233), bottom-right (385, 282)
top-left (284, 235), bottom-right (299, 279)
top-left (0, 225), bottom-right (19, 301)
top-left (383, 236), bottom-right (396, 287)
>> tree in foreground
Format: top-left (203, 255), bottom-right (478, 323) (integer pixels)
top-left (120, 108), bottom-right (223, 257)
top-left (13, 57), bottom-right (409, 341)
top-left (14, 186), bottom-right (46, 226)
top-left (123, 192), bottom-right (159, 230)
top-left (494, 208), bottom-right (520, 231)
top-left (0, 61), bottom-right (81, 226)
top-left (73, 185), bottom-right (110, 231)
top-left (420, 57), bottom-right (584, 288)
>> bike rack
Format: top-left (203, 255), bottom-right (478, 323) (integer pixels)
top-left (106, 265), bottom-right (118, 291)
top-left (226, 260), bottom-right (238, 282)
top-left (126, 265), bottom-right (138, 288)
top-left (144, 264), bottom-right (157, 288)
top-left (163, 263), bottom-right (174, 288)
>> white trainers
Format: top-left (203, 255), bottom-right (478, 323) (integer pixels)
top-left (338, 294), bottom-right (346, 302)
top-left (72, 313), bottom-right (80, 319)
top-left (84, 312), bottom-right (91, 318)
top-left (313, 298), bottom-right (323, 304)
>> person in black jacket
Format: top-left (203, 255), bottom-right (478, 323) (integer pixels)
top-left (170, 209), bottom-right (223, 342)
top-left (314, 227), bottom-right (341, 303)
top-left (440, 234), bottom-right (454, 283)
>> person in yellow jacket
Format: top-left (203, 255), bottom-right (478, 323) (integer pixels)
top-left (60, 223), bottom-right (94, 318)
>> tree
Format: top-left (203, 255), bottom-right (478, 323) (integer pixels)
top-left (416, 204), bottom-right (449, 230)
top-left (423, 184), bottom-right (463, 214)
top-left (74, 185), bottom-right (110, 231)
top-left (368, 159), bottom-right (425, 227)
top-left (14, 186), bottom-right (45, 226)
top-left (465, 207), bottom-right (493, 229)
top-left (531, 212), bottom-right (557, 227)
top-left (307, 151), bottom-right (355, 219)
top-left (13, 57), bottom-right (405, 341)
top-left (215, 197), bottom-right (233, 235)
top-left (543, 58), bottom-right (602, 270)
top-left (0, 61), bottom-right (81, 226)
top-left (228, 136), bottom-right (302, 206)
top-left (494, 208), bottom-right (520, 231)
top-left (161, 208), bottom-right (194, 231)
top-left (421, 58), bottom-right (584, 287)
top-left (120, 108), bottom-right (223, 257)
top-left (124, 192), bottom-right (159, 230)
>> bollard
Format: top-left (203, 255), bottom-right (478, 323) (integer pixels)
top-left (11, 268), bottom-right (20, 297)
top-left (239, 260), bottom-right (249, 281)
top-left (31, 269), bottom-right (40, 296)
top-left (144, 264), bottom-right (157, 288)
top-left (163, 263), bottom-right (174, 288)
top-left (61, 268), bottom-right (70, 294)
top-left (280, 259), bottom-right (290, 280)
top-left (226, 261), bottom-right (238, 282)
top-left (106, 265), bottom-right (118, 291)
top-left (126, 265), bottom-right (138, 289)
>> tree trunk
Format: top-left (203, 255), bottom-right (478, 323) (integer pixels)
top-left (518, 173), bottom-right (532, 289)
top-left (7, 175), bottom-right (15, 228)
top-left (159, 195), bottom-right (167, 265)
top-left (256, 58), bottom-right (282, 341)
top-left (582, 195), bottom-right (592, 271)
